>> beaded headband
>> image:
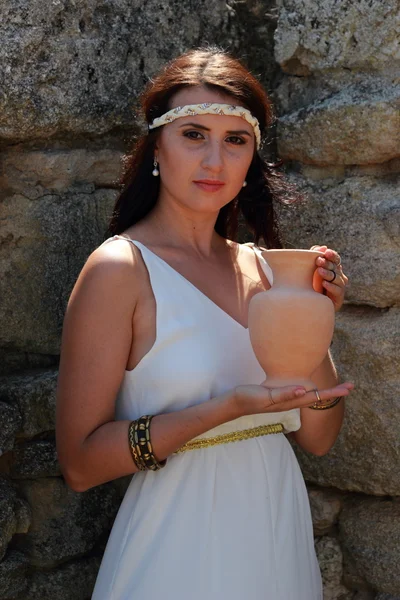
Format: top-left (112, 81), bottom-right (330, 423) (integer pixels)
top-left (148, 103), bottom-right (261, 149)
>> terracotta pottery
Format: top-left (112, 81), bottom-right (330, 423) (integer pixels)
top-left (248, 249), bottom-right (335, 391)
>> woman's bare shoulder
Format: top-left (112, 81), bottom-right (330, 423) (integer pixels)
top-left (66, 236), bottom-right (149, 313)
top-left (84, 235), bottom-right (148, 280)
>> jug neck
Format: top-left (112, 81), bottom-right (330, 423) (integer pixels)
top-left (263, 250), bottom-right (322, 290)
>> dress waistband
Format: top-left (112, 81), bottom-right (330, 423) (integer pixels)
top-left (175, 422), bottom-right (284, 453)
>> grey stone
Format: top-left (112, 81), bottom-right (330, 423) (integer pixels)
top-left (277, 85), bottom-right (400, 166)
top-left (1, 149), bottom-right (122, 199)
top-left (0, 187), bottom-right (117, 354)
top-left (11, 439), bottom-right (61, 478)
top-left (0, 550), bottom-right (29, 599)
top-left (0, 369), bottom-right (58, 437)
top-left (25, 555), bottom-right (101, 600)
top-left (275, 174), bottom-right (400, 308)
top-left (0, 479), bottom-right (31, 561)
top-left (340, 498), bottom-right (400, 595)
top-left (375, 594), bottom-right (400, 600)
top-left (308, 487), bottom-right (343, 536)
top-left (274, 0), bottom-right (400, 73)
top-left (17, 477), bottom-right (122, 567)
top-left (0, 402), bottom-right (21, 456)
top-left (292, 306), bottom-right (400, 495)
top-left (274, 70), bottom-right (399, 116)
top-left (315, 536), bottom-right (352, 600)
top-left (353, 593), bottom-right (374, 600)
top-left (0, 0), bottom-right (242, 143)
top-left (352, 593), bottom-right (374, 600)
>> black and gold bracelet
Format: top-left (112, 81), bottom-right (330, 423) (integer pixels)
top-left (130, 415), bottom-right (166, 471)
top-left (128, 420), bottom-right (146, 471)
top-left (309, 396), bottom-right (342, 411)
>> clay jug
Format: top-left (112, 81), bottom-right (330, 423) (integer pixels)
top-left (248, 249), bottom-right (335, 391)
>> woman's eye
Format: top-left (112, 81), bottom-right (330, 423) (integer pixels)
top-left (183, 130), bottom-right (204, 140)
top-left (226, 135), bottom-right (245, 145)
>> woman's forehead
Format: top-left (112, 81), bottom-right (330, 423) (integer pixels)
top-left (169, 86), bottom-right (242, 110)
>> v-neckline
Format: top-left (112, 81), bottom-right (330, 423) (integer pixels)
top-left (118, 236), bottom-right (250, 332)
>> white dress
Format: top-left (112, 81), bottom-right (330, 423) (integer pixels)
top-left (91, 235), bottom-right (323, 600)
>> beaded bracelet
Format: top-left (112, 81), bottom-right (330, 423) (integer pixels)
top-left (128, 415), bottom-right (166, 471)
top-left (309, 396), bottom-right (342, 411)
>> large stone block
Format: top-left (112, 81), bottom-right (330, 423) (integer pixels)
top-left (315, 536), bottom-right (352, 600)
top-left (0, 479), bottom-right (31, 561)
top-left (275, 174), bottom-right (400, 308)
top-left (0, 550), bottom-right (29, 599)
top-left (0, 402), bottom-right (21, 456)
top-left (340, 498), bottom-right (400, 596)
top-left (25, 555), bottom-right (101, 600)
top-left (0, 0), bottom-right (241, 142)
top-left (292, 306), bottom-right (400, 495)
top-left (274, 0), bottom-right (400, 74)
top-left (1, 149), bottom-right (122, 198)
top-left (11, 439), bottom-right (61, 479)
top-left (16, 477), bottom-right (122, 568)
top-left (277, 85), bottom-right (400, 166)
top-left (308, 487), bottom-right (343, 536)
top-left (0, 186), bottom-right (117, 354)
top-left (0, 370), bottom-right (58, 437)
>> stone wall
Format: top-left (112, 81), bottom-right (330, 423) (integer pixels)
top-left (0, 1), bottom-right (399, 599)
top-left (0, 1), bottom-right (277, 599)
top-left (273, 1), bottom-right (400, 598)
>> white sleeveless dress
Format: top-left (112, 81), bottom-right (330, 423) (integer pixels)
top-left (91, 235), bottom-right (323, 600)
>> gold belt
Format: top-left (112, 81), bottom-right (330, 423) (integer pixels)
top-left (175, 423), bottom-right (284, 453)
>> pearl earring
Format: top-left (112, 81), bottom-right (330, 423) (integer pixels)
top-left (242, 180), bottom-right (247, 187)
top-left (152, 158), bottom-right (159, 177)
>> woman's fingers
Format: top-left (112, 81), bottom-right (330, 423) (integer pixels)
top-left (265, 382), bottom-right (354, 409)
top-left (267, 385), bottom-right (309, 405)
top-left (234, 381), bottom-right (354, 415)
top-left (301, 382), bottom-right (354, 404)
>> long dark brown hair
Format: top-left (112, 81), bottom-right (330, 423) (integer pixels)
top-left (107, 47), bottom-right (301, 247)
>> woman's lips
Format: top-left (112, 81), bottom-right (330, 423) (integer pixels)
top-left (193, 180), bottom-right (226, 192)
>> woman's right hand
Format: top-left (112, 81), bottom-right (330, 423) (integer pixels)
top-left (232, 381), bottom-right (352, 416)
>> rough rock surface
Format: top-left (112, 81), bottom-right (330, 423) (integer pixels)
top-left (340, 498), bottom-right (400, 596)
top-left (277, 87), bottom-right (400, 166)
top-left (0, 370), bottom-right (58, 437)
top-left (0, 479), bottom-right (31, 561)
top-left (16, 477), bottom-right (123, 567)
top-left (0, 550), bottom-right (29, 599)
top-left (11, 440), bottom-right (61, 479)
top-left (0, 0), bottom-right (246, 143)
top-left (293, 306), bottom-right (400, 495)
top-left (0, 187), bottom-right (117, 354)
top-left (275, 174), bottom-right (400, 308)
top-left (308, 487), bottom-right (343, 536)
top-left (25, 555), bottom-right (101, 600)
top-left (1, 149), bottom-right (123, 198)
top-left (274, 0), bottom-right (400, 73)
top-left (0, 402), bottom-right (21, 456)
top-left (315, 536), bottom-right (352, 600)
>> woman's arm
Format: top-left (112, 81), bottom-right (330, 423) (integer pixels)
top-left (290, 351), bottom-right (350, 456)
top-left (57, 241), bottom-right (329, 493)
top-left (55, 243), bottom-right (240, 492)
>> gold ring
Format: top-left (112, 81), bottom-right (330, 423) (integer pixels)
top-left (314, 389), bottom-right (322, 403)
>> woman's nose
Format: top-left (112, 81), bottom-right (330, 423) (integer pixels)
top-left (201, 140), bottom-right (224, 172)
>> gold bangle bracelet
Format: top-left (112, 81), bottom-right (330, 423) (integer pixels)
top-left (309, 396), bottom-right (342, 411)
top-left (128, 420), bottom-right (146, 471)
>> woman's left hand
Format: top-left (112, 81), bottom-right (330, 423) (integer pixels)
top-left (311, 245), bottom-right (348, 312)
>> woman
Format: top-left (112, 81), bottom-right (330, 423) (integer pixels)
top-left (56, 48), bottom-right (353, 600)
